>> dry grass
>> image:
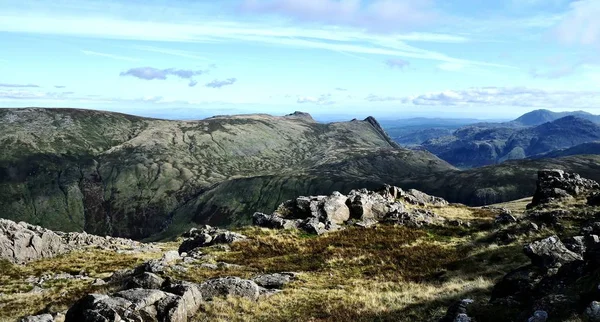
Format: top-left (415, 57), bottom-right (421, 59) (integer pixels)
top-left (0, 249), bottom-right (164, 321)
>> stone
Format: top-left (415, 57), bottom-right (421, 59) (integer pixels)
top-left (252, 273), bottom-right (296, 289)
top-left (524, 236), bottom-right (583, 270)
top-left (528, 310), bottom-right (548, 322)
top-left (588, 193), bottom-right (600, 206)
top-left (200, 277), bottom-right (260, 301)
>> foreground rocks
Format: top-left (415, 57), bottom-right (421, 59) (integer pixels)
top-left (253, 185), bottom-right (448, 234)
top-left (0, 219), bottom-right (157, 264)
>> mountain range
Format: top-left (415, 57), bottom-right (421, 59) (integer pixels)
top-left (3, 108), bottom-right (600, 240)
top-left (414, 110), bottom-right (600, 168)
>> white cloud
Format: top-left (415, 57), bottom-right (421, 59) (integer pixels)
top-left (409, 87), bottom-right (600, 108)
top-left (297, 94), bottom-right (334, 105)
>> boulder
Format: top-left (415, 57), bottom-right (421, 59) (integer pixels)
top-left (524, 236), bottom-right (583, 270)
top-left (199, 277), bottom-right (260, 301)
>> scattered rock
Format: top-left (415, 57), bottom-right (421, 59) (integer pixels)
top-left (178, 226), bottom-right (246, 254)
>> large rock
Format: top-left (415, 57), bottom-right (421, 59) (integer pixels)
top-left (529, 169), bottom-right (599, 208)
top-left (524, 236), bottom-right (583, 270)
top-left (199, 277), bottom-right (260, 301)
top-left (585, 301), bottom-right (600, 322)
top-left (0, 218), bottom-right (157, 264)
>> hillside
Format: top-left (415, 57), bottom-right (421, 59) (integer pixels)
top-left (0, 108), bottom-right (453, 239)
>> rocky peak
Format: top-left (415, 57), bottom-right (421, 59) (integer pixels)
top-left (284, 111), bottom-right (315, 122)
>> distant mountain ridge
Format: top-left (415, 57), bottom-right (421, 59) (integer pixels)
top-left (418, 110), bottom-right (600, 168)
top-left (512, 109), bottom-right (600, 126)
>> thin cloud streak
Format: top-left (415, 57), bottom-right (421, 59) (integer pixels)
top-left (81, 50), bottom-right (140, 62)
top-left (0, 14), bottom-right (513, 69)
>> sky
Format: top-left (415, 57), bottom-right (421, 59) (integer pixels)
top-left (1, 0), bottom-right (600, 120)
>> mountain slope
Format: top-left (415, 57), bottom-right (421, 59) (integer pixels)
top-left (0, 108), bottom-right (453, 239)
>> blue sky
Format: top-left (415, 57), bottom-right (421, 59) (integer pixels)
top-left (1, 0), bottom-right (600, 120)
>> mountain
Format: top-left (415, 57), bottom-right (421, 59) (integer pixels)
top-left (421, 116), bottom-right (600, 168)
top-left (512, 109), bottom-right (600, 126)
top-left (0, 108), bottom-right (453, 240)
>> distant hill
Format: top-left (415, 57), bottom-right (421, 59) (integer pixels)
top-left (512, 109), bottom-right (600, 126)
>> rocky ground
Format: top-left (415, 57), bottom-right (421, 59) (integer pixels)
top-left (2, 170), bottom-right (600, 321)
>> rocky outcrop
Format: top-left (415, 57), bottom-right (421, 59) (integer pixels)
top-left (528, 169), bottom-right (599, 208)
top-left (0, 219), bottom-right (157, 264)
top-left (178, 226), bottom-right (246, 254)
top-left (253, 185), bottom-right (449, 234)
